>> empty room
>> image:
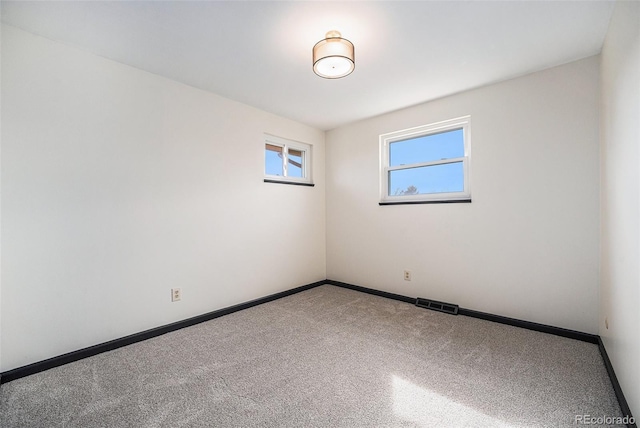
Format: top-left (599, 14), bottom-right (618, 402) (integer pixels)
top-left (1, 1), bottom-right (638, 426)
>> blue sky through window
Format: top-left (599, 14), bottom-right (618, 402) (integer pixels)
top-left (265, 145), bottom-right (304, 178)
top-left (288, 148), bottom-right (303, 178)
top-left (389, 128), bottom-right (464, 196)
top-left (265, 146), bottom-right (283, 176)
top-left (390, 163), bottom-right (464, 195)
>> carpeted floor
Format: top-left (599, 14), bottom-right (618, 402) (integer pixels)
top-left (0, 285), bottom-right (623, 427)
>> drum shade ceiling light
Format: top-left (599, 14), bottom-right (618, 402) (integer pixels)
top-left (313, 31), bottom-right (355, 79)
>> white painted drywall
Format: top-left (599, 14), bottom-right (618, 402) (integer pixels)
top-left (326, 57), bottom-right (600, 334)
top-left (600, 0), bottom-right (640, 417)
top-left (0, 25), bottom-right (326, 372)
top-left (0, 18), bottom-right (4, 377)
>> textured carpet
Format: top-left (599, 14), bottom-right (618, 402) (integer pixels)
top-left (0, 285), bottom-right (623, 427)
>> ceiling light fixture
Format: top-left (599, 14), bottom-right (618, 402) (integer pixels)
top-left (312, 30), bottom-right (355, 79)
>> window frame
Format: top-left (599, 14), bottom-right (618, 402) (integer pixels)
top-left (264, 134), bottom-right (313, 186)
top-left (379, 116), bottom-right (471, 204)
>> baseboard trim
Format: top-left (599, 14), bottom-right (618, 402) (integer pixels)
top-left (0, 280), bottom-right (325, 384)
top-left (457, 307), bottom-right (599, 343)
top-left (325, 279), bottom-right (415, 304)
top-left (328, 280), bottom-right (598, 342)
top-left (597, 337), bottom-right (636, 428)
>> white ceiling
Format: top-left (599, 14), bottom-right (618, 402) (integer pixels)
top-left (1, 1), bottom-right (615, 131)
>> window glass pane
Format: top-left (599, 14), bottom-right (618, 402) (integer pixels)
top-left (288, 148), bottom-right (303, 178)
top-left (389, 162), bottom-right (464, 196)
top-left (390, 128), bottom-right (464, 167)
top-left (265, 144), bottom-right (283, 176)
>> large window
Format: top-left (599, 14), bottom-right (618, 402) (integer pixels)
top-left (379, 116), bottom-right (471, 204)
top-left (264, 134), bottom-right (313, 186)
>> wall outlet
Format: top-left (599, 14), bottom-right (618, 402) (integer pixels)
top-left (403, 270), bottom-right (412, 281)
top-left (171, 288), bottom-right (182, 302)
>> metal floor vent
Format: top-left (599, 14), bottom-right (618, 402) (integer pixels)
top-left (415, 298), bottom-right (459, 315)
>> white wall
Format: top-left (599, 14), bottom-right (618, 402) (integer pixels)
top-left (600, 0), bottom-right (640, 417)
top-left (0, 18), bottom-right (4, 377)
top-left (326, 57), bottom-right (601, 334)
top-left (0, 26), bottom-right (326, 372)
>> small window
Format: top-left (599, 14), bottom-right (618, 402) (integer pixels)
top-left (264, 134), bottom-right (313, 186)
top-left (379, 116), bottom-right (471, 204)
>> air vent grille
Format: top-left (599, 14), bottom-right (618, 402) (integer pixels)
top-left (415, 298), bottom-right (459, 315)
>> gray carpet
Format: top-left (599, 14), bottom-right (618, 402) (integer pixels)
top-left (0, 285), bottom-right (623, 427)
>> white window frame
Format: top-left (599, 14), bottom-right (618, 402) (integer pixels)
top-left (379, 116), bottom-right (471, 204)
top-left (264, 134), bottom-right (313, 185)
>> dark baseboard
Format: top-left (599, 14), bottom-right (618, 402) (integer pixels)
top-left (457, 308), bottom-right (599, 343)
top-left (597, 337), bottom-right (636, 428)
top-left (0, 280), bottom-right (325, 384)
top-left (325, 279), bottom-right (415, 304)
top-left (328, 280), bottom-right (598, 343)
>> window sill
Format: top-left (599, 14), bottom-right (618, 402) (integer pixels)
top-left (379, 199), bottom-right (471, 205)
top-left (264, 179), bottom-right (315, 187)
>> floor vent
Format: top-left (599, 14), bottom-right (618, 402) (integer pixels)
top-left (415, 298), bottom-right (459, 315)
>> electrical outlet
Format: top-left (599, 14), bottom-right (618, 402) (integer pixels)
top-left (171, 288), bottom-right (182, 302)
top-left (403, 270), bottom-right (411, 281)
